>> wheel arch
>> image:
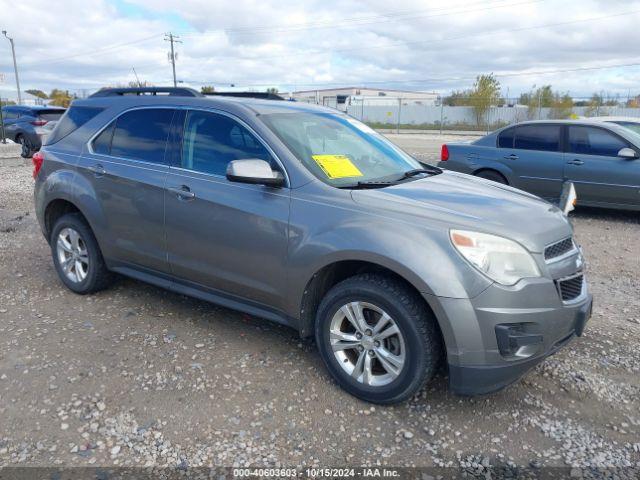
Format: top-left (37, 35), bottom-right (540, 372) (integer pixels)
top-left (43, 198), bottom-right (95, 241)
top-left (298, 259), bottom-right (446, 354)
top-left (472, 167), bottom-right (509, 184)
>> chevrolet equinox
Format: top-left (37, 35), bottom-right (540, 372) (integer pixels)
top-left (33, 87), bottom-right (593, 404)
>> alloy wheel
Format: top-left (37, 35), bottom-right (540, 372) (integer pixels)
top-left (329, 301), bottom-right (406, 386)
top-left (56, 227), bottom-right (89, 283)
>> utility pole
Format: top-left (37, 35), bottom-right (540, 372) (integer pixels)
top-left (164, 33), bottom-right (181, 87)
top-left (2, 31), bottom-right (22, 105)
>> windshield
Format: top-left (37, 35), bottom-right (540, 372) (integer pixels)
top-left (261, 112), bottom-right (423, 187)
top-left (613, 121), bottom-right (640, 136)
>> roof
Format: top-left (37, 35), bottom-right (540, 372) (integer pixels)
top-left (580, 116), bottom-right (640, 123)
top-left (1, 104), bottom-right (65, 112)
top-left (72, 92), bottom-right (338, 116)
top-left (491, 119), bottom-right (640, 142)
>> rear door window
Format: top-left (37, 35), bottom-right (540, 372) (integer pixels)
top-left (568, 126), bottom-right (629, 156)
top-left (45, 106), bottom-right (102, 145)
top-left (514, 125), bottom-right (561, 152)
top-left (110, 108), bottom-right (174, 164)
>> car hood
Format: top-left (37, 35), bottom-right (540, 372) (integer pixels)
top-left (350, 171), bottom-right (572, 253)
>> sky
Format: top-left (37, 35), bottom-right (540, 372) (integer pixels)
top-left (1, 0), bottom-right (640, 99)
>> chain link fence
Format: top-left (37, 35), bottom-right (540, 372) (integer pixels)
top-left (306, 95), bottom-right (640, 134)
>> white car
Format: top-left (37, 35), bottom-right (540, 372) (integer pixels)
top-left (582, 116), bottom-right (640, 135)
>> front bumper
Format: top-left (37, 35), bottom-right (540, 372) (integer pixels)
top-left (448, 295), bottom-right (592, 395)
top-left (424, 251), bottom-right (592, 396)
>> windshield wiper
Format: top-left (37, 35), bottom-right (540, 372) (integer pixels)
top-left (398, 166), bottom-right (442, 181)
top-left (338, 180), bottom-right (397, 189)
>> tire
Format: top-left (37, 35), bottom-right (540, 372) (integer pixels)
top-left (17, 135), bottom-right (33, 158)
top-left (315, 273), bottom-right (442, 404)
top-left (50, 213), bottom-right (114, 294)
top-left (475, 169), bottom-right (507, 184)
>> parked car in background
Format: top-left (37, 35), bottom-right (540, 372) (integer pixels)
top-left (440, 120), bottom-right (640, 211)
top-left (582, 116), bottom-right (640, 135)
top-left (0, 105), bottom-right (66, 157)
top-left (34, 88), bottom-right (591, 404)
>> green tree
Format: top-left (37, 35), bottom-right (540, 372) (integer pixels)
top-left (584, 93), bottom-right (604, 117)
top-left (201, 85), bottom-right (216, 94)
top-left (520, 85), bottom-right (574, 119)
top-left (550, 93), bottom-right (574, 119)
top-left (443, 90), bottom-right (469, 106)
top-left (48, 89), bottom-right (74, 107)
top-left (468, 74), bottom-right (501, 127)
top-left (25, 89), bottom-right (48, 99)
top-left (266, 87), bottom-right (279, 95)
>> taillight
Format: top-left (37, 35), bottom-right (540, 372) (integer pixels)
top-left (32, 151), bottom-right (44, 179)
top-left (30, 120), bottom-right (48, 126)
top-left (440, 144), bottom-right (450, 161)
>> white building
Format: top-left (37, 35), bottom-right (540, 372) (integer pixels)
top-left (289, 87), bottom-right (439, 111)
top-left (0, 90), bottom-right (50, 106)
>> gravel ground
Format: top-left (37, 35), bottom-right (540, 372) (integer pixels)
top-left (0, 144), bottom-right (639, 476)
top-left (385, 133), bottom-right (479, 165)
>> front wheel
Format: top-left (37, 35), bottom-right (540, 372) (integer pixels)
top-left (315, 273), bottom-right (442, 404)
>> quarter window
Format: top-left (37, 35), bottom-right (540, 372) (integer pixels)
top-left (110, 109), bottom-right (174, 164)
top-left (514, 125), bottom-right (560, 152)
top-left (181, 110), bottom-right (273, 176)
top-left (92, 121), bottom-right (115, 155)
top-left (497, 128), bottom-right (514, 148)
top-left (568, 126), bottom-right (629, 157)
top-left (46, 106), bottom-right (102, 145)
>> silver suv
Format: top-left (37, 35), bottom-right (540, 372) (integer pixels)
top-left (34, 87), bottom-right (592, 404)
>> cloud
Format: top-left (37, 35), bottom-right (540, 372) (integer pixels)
top-left (1, 0), bottom-right (640, 97)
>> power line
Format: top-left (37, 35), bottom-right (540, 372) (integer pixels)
top-left (21, 33), bottom-right (163, 67)
top-left (179, 0), bottom-right (546, 37)
top-left (126, 7), bottom-right (640, 78)
top-left (179, 60), bottom-right (640, 90)
top-left (202, 8), bottom-right (640, 62)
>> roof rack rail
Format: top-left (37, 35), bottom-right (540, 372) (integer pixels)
top-left (89, 87), bottom-right (203, 98)
top-left (202, 91), bottom-right (285, 101)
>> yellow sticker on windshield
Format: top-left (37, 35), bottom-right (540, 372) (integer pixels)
top-left (312, 155), bottom-right (363, 179)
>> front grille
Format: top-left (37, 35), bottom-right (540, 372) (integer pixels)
top-left (558, 274), bottom-right (583, 301)
top-left (545, 238), bottom-right (574, 261)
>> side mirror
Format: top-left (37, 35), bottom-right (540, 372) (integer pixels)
top-left (617, 147), bottom-right (638, 159)
top-left (226, 159), bottom-right (284, 187)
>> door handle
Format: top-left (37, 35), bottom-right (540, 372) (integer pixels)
top-left (567, 159), bottom-right (584, 166)
top-left (168, 185), bottom-right (196, 200)
top-left (503, 154), bottom-right (518, 160)
top-left (88, 164), bottom-right (106, 177)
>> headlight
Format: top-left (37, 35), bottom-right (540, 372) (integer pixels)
top-left (450, 230), bottom-right (541, 286)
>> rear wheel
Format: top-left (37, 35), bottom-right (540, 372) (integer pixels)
top-left (315, 273), bottom-right (441, 404)
top-left (17, 135), bottom-right (34, 158)
top-left (475, 169), bottom-right (507, 184)
top-left (50, 213), bottom-right (114, 294)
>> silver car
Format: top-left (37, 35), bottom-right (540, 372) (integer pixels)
top-left (441, 120), bottom-right (640, 211)
top-left (34, 88), bottom-right (592, 404)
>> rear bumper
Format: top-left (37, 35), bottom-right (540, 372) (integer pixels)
top-left (448, 294), bottom-right (592, 395)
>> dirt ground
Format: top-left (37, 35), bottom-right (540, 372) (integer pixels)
top-left (0, 136), bottom-right (639, 475)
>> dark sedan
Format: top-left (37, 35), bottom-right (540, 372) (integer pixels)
top-left (440, 120), bottom-right (640, 211)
